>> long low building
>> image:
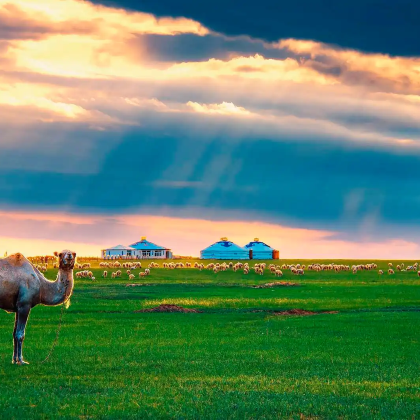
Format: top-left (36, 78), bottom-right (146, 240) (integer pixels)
top-left (102, 237), bottom-right (172, 259)
top-left (129, 237), bottom-right (172, 259)
top-left (101, 244), bottom-right (137, 259)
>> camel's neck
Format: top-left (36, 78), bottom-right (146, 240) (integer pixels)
top-left (39, 268), bottom-right (74, 306)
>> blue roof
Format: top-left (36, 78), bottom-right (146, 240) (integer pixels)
top-left (244, 240), bottom-right (274, 251)
top-left (129, 238), bottom-right (168, 250)
top-left (104, 244), bottom-right (136, 251)
top-left (201, 240), bottom-right (247, 253)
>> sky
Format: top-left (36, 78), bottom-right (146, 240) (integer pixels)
top-left (1, 0), bottom-right (420, 258)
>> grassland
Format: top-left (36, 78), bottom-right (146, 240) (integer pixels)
top-left (0, 259), bottom-right (419, 419)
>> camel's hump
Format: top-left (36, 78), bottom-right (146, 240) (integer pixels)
top-left (7, 253), bottom-right (27, 267)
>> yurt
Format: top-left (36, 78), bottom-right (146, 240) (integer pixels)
top-left (101, 245), bottom-right (137, 259)
top-left (244, 238), bottom-right (279, 259)
top-left (200, 237), bottom-right (249, 260)
top-left (129, 237), bottom-right (172, 259)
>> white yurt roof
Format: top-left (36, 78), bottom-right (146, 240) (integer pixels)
top-left (244, 238), bottom-right (274, 251)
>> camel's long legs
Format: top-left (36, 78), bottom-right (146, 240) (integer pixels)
top-left (14, 305), bottom-right (30, 365)
top-left (12, 314), bottom-right (18, 364)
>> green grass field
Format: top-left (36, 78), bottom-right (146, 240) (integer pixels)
top-left (0, 259), bottom-right (419, 419)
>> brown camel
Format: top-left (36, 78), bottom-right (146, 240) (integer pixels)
top-left (0, 249), bottom-right (75, 365)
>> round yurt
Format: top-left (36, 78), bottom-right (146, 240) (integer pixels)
top-left (200, 237), bottom-right (249, 260)
top-left (244, 238), bottom-right (279, 260)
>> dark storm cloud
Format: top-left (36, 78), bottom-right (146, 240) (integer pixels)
top-left (136, 33), bottom-right (292, 62)
top-left (1, 119), bottom-right (420, 242)
top-left (90, 0), bottom-right (420, 56)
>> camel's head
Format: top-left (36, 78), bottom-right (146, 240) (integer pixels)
top-left (54, 249), bottom-right (76, 270)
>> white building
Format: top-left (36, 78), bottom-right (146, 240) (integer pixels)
top-left (129, 237), bottom-right (172, 259)
top-left (243, 238), bottom-right (279, 259)
top-left (101, 244), bottom-right (137, 259)
top-left (101, 237), bottom-right (172, 259)
top-left (200, 237), bottom-right (249, 260)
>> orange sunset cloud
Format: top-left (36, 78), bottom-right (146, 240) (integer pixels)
top-left (0, 211), bottom-right (419, 259)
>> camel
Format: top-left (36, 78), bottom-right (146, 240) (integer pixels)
top-left (0, 249), bottom-right (75, 365)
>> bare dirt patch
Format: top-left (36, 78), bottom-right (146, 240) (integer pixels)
top-left (252, 281), bottom-right (300, 288)
top-left (135, 304), bottom-right (202, 313)
top-left (272, 309), bottom-right (338, 316)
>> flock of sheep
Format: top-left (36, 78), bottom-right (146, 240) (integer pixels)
top-left (380, 262), bottom-right (419, 275)
top-left (72, 260), bottom-right (420, 281)
top-left (27, 256), bottom-right (420, 280)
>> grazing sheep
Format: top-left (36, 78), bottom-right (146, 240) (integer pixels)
top-left (254, 267), bottom-right (263, 275)
top-left (378, 270), bottom-right (383, 275)
top-left (102, 270), bottom-right (108, 278)
top-left (388, 269), bottom-right (394, 275)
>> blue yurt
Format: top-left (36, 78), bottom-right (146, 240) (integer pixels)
top-left (200, 237), bottom-right (249, 260)
top-left (244, 238), bottom-right (278, 259)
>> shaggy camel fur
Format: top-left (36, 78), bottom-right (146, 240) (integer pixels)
top-left (0, 250), bottom-right (75, 365)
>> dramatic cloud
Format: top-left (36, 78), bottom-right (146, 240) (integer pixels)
top-left (89, 0), bottom-right (420, 56)
top-left (0, 0), bottom-right (420, 256)
top-left (135, 33), bottom-right (291, 62)
top-left (187, 101), bottom-right (251, 116)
